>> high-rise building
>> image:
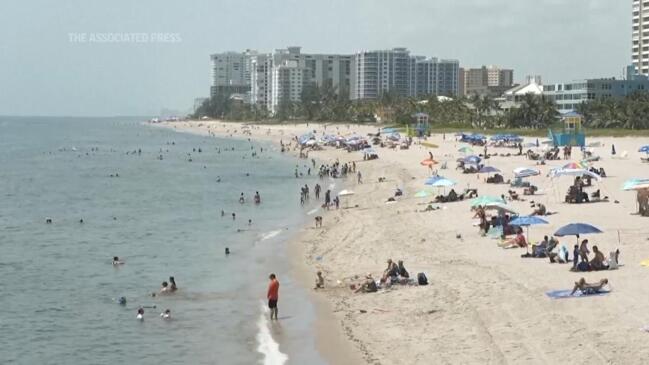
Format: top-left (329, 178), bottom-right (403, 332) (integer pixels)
top-left (633, 0), bottom-right (649, 75)
top-left (210, 50), bottom-right (257, 98)
top-left (248, 46), bottom-right (352, 113)
top-left (351, 48), bottom-right (413, 100)
top-left (412, 58), bottom-right (460, 97)
top-left (270, 60), bottom-right (306, 114)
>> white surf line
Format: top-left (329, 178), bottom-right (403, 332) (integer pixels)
top-left (259, 229), bottom-right (283, 242)
top-left (256, 302), bottom-right (288, 365)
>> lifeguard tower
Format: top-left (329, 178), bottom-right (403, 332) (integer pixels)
top-left (548, 111), bottom-right (585, 147)
top-left (409, 112), bottom-right (430, 137)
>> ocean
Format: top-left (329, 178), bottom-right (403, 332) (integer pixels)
top-left (0, 117), bottom-right (326, 365)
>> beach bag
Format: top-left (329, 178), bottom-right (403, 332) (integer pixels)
top-left (417, 273), bottom-right (428, 286)
top-left (577, 261), bottom-right (590, 272)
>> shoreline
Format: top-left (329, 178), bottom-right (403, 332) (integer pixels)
top-left (150, 120), bottom-right (365, 364)
top-left (153, 119), bottom-right (649, 364)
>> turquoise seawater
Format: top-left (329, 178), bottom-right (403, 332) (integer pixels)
top-left (0, 117), bottom-right (325, 365)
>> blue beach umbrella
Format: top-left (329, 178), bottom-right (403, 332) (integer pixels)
top-left (430, 178), bottom-right (456, 187)
top-left (424, 175), bottom-right (443, 185)
top-left (554, 223), bottom-right (603, 237)
top-left (510, 216), bottom-right (549, 226)
top-left (463, 155), bottom-right (481, 164)
top-left (509, 215), bottom-right (549, 247)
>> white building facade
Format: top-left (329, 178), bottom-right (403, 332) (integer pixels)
top-left (633, 0), bottom-right (649, 75)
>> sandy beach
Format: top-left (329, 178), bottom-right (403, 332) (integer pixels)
top-left (158, 120), bottom-right (649, 365)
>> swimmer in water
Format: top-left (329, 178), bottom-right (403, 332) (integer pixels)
top-left (160, 281), bottom-right (169, 293)
top-left (118, 296), bottom-right (127, 305)
top-left (232, 213), bottom-right (236, 220)
top-left (221, 210), bottom-right (225, 217)
top-left (225, 247), bottom-right (230, 255)
top-left (248, 219), bottom-right (252, 226)
top-left (160, 309), bottom-right (171, 319)
top-left (137, 307), bottom-right (144, 320)
top-left (239, 193), bottom-right (245, 204)
top-left (169, 277), bottom-right (177, 292)
top-left (112, 256), bottom-right (124, 265)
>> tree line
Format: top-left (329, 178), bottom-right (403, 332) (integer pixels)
top-left (192, 84), bottom-right (649, 130)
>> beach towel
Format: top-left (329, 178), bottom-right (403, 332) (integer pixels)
top-left (545, 289), bottom-right (610, 299)
top-left (641, 259), bottom-right (649, 267)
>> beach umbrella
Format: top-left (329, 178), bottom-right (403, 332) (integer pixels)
top-left (509, 215), bottom-right (549, 247)
top-left (513, 167), bottom-right (540, 178)
top-left (458, 146), bottom-right (474, 154)
top-left (430, 178), bottom-right (456, 187)
top-left (424, 175), bottom-right (444, 185)
top-left (562, 161), bottom-right (588, 169)
top-left (420, 159), bottom-right (438, 167)
top-left (471, 195), bottom-right (506, 207)
top-left (622, 178), bottom-right (649, 191)
top-left (463, 155), bottom-right (481, 164)
top-left (549, 168), bottom-right (601, 181)
top-left (484, 203), bottom-right (518, 215)
top-left (554, 223), bottom-right (603, 237)
top-left (479, 166), bottom-right (501, 174)
top-left (414, 190), bottom-right (432, 198)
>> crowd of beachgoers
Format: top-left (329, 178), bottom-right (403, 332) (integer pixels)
top-left (157, 120), bottom-right (649, 364)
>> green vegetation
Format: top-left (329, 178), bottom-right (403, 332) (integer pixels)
top-left (192, 86), bottom-right (649, 133)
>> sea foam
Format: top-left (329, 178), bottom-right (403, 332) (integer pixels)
top-left (256, 302), bottom-right (288, 365)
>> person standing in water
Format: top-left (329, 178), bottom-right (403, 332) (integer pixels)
top-left (267, 273), bottom-right (279, 320)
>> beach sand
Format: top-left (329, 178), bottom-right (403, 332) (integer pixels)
top-left (158, 120), bottom-right (649, 364)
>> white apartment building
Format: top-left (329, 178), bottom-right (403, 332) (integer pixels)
top-left (210, 50), bottom-right (257, 98)
top-left (350, 48), bottom-right (412, 100)
top-left (270, 60), bottom-right (306, 114)
top-left (633, 0), bottom-right (649, 75)
top-left (249, 46), bottom-right (352, 113)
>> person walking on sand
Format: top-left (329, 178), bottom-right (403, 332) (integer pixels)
top-left (357, 171), bottom-right (362, 184)
top-left (267, 273), bottom-right (279, 320)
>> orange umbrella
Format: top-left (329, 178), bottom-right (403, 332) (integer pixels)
top-left (420, 159), bottom-right (438, 166)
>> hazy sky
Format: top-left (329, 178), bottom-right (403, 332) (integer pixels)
top-left (0, 0), bottom-right (631, 116)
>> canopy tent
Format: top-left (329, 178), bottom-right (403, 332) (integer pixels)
top-left (513, 167), bottom-right (540, 178)
top-left (548, 168), bottom-right (601, 181)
